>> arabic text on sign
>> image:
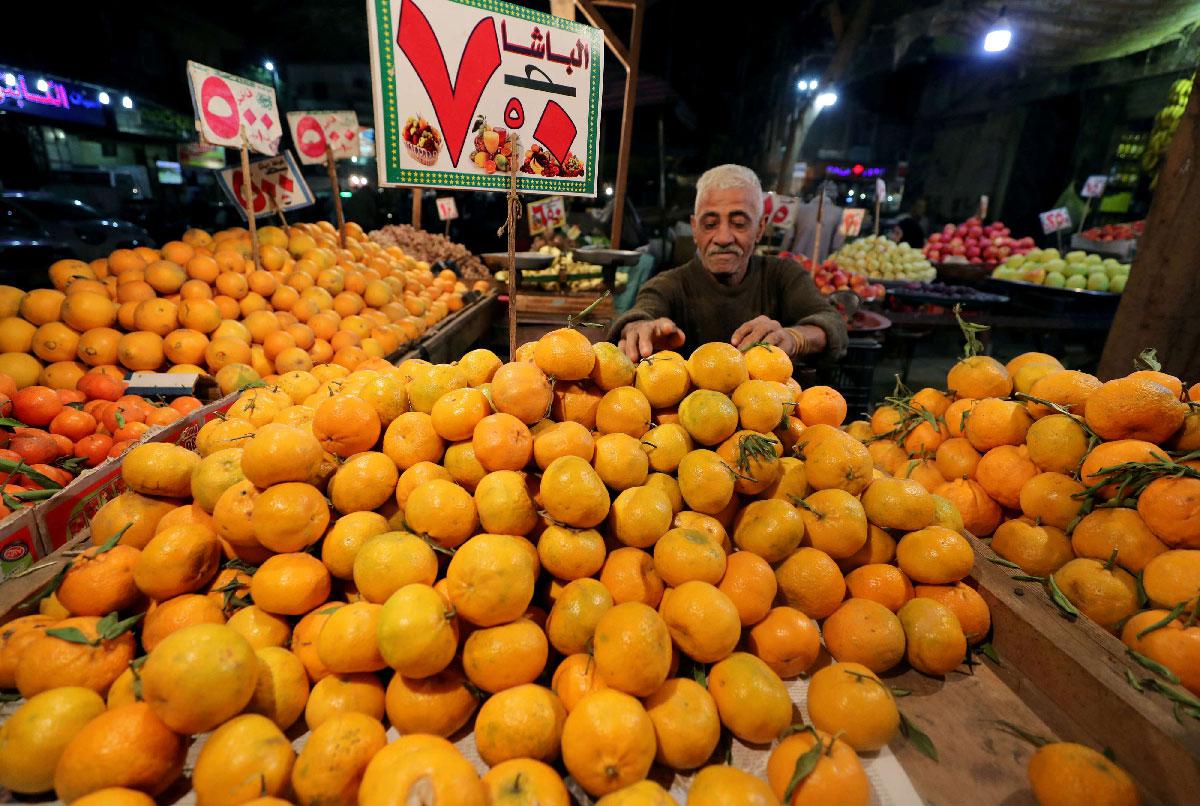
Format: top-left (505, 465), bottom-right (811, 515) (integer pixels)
top-left (1038, 207), bottom-right (1072, 235)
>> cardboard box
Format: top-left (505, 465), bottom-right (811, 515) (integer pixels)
top-left (0, 509), bottom-right (42, 577)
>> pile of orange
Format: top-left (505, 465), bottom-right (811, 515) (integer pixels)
top-left (0, 220), bottom-right (489, 393)
top-left (869, 348), bottom-right (1200, 697)
top-left (0, 335), bottom-right (1141, 805)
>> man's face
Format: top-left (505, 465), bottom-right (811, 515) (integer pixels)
top-left (691, 186), bottom-right (765, 279)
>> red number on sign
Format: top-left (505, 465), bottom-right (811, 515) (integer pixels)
top-left (231, 171), bottom-right (267, 214)
top-left (294, 115), bottom-right (327, 160)
top-left (200, 75), bottom-right (240, 140)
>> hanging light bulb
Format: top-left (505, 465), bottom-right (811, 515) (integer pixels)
top-left (982, 7), bottom-right (1013, 53)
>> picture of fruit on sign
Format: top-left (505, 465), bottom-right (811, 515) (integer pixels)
top-left (521, 144), bottom-right (584, 178)
top-left (469, 116), bottom-right (513, 174)
top-left (402, 115), bottom-right (441, 166)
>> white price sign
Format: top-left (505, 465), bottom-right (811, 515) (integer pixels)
top-left (216, 151), bottom-right (315, 221)
top-left (287, 110), bottom-right (361, 164)
top-left (763, 193), bottom-right (799, 229)
top-left (875, 178), bottom-right (886, 200)
top-left (527, 195), bottom-right (566, 235)
top-left (1039, 207), bottom-right (1073, 235)
top-left (1081, 175), bottom-right (1108, 198)
top-left (186, 61), bottom-right (282, 155)
top-left (839, 208), bottom-right (866, 237)
top-left (436, 197), bottom-right (459, 221)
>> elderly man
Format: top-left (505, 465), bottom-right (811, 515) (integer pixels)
top-left (610, 164), bottom-right (848, 363)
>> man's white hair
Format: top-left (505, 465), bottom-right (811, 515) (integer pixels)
top-left (694, 164), bottom-right (764, 219)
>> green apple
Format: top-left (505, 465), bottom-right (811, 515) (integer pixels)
top-left (1087, 272), bottom-right (1110, 292)
top-left (1044, 259), bottom-right (1067, 275)
top-left (1066, 250), bottom-right (1087, 262)
top-left (1102, 258), bottom-right (1120, 270)
top-left (1042, 248), bottom-right (1061, 261)
top-left (1064, 262), bottom-right (1090, 278)
top-left (1085, 253), bottom-right (1102, 266)
top-left (1110, 274), bottom-right (1127, 293)
top-left (1023, 268), bottom-right (1046, 284)
top-left (994, 266), bottom-right (1018, 280)
top-left (1044, 271), bottom-right (1066, 288)
top-left (1006, 254), bottom-right (1026, 270)
top-left (1065, 274), bottom-right (1088, 290)
top-left (1111, 263), bottom-right (1131, 275)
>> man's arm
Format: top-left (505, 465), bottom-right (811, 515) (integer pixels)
top-left (608, 278), bottom-right (685, 361)
top-left (778, 262), bottom-right (849, 359)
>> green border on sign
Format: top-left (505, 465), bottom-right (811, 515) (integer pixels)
top-left (371, 0), bottom-right (602, 197)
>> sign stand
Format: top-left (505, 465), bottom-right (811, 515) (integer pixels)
top-left (872, 195), bottom-right (881, 237)
top-left (498, 138), bottom-right (523, 360)
top-left (325, 146), bottom-right (347, 247)
top-left (812, 188), bottom-right (826, 267)
top-left (270, 195), bottom-right (288, 228)
top-left (239, 129), bottom-right (261, 271)
top-left (412, 190), bottom-right (423, 229)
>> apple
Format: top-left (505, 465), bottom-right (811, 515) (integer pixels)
top-left (1044, 271), bottom-right (1066, 288)
top-left (1110, 274), bottom-right (1127, 293)
top-left (1087, 273), bottom-right (1110, 292)
top-left (1065, 274), bottom-right (1087, 289)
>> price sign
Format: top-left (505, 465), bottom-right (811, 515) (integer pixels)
top-left (839, 208), bottom-right (866, 237)
top-left (763, 193), bottom-right (799, 228)
top-left (287, 110), bottom-right (361, 164)
top-left (186, 61), bottom-right (282, 155)
top-left (436, 197), bottom-right (459, 220)
top-left (216, 151), bottom-right (315, 220)
top-left (527, 195), bottom-right (566, 235)
top-left (1081, 175), bottom-right (1108, 198)
top-left (1039, 207), bottom-right (1073, 235)
top-left (875, 178), bottom-right (886, 200)
top-left (368, 0), bottom-right (604, 196)
top-left (979, 195), bottom-right (989, 219)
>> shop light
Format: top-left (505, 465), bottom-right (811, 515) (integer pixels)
top-left (809, 79), bottom-right (819, 90)
top-left (4, 73), bottom-right (16, 87)
top-left (604, 185), bottom-right (614, 196)
top-left (797, 80), bottom-right (808, 91)
top-left (983, 8), bottom-right (1013, 53)
top-left (264, 60), bottom-right (275, 72)
top-left (121, 95), bottom-right (133, 109)
top-left (36, 78), bottom-right (48, 92)
top-left (814, 91), bottom-right (838, 111)
top-left (98, 91), bottom-right (110, 105)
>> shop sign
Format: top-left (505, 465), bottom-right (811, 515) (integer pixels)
top-left (763, 192), bottom-right (799, 228)
top-left (287, 110), bottom-right (361, 164)
top-left (178, 142), bottom-right (227, 170)
top-left (216, 151), bottom-right (315, 220)
top-left (0, 67), bottom-right (107, 127)
top-left (1081, 175), bottom-right (1107, 198)
top-left (527, 195), bottom-right (566, 234)
top-left (368, 0), bottom-right (604, 195)
top-left (1039, 207), bottom-right (1072, 235)
top-left (839, 208), bottom-right (866, 237)
top-left (436, 196), bottom-right (459, 220)
top-left (186, 61), bottom-right (282, 155)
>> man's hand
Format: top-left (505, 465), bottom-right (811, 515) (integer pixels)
top-left (619, 318), bottom-right (686, 362)
top-left (731, 315), bottom-right (795, 354)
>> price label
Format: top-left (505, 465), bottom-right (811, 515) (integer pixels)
top-left (527, 195), bottom-right (566, 235)
top-left (763, 192), bottom-right (799, 228)
top-left (216, 151), bottom-right (315, 221)
top-left (875, 178), bottom-right (886, 200)
top-left (436, 197), bottom-right (459, 221)
top-left (979, 195), bottom-right (989, 219)
top-left (186, 61), bottom-right (281, 155)
top-left (286, 110), bottom-right (361, 164)
top-left (1081, 175), bottom-right (1108, 198)
top-left (839, 208), bottom-right (866, 237)
top-left (1039, 207), bottom-right (1073, 235)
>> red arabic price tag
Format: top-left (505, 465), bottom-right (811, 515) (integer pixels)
top-left (839, 208), bottom-right (866, 237)
top-left (1081, 175), bottom-right (1108, 198)
top-left (436, 197), bottom-right (459, 221)
top-left (1039, 207), bottom-right (1072, 235)
top-left (287, 110), bottom-right (360, 164)
top-left (186, 61), bottom-right (282, 155)
top-left (217, 151), bottom-right (315, 221)
top-left (764, 193), bottom-right (798, 228)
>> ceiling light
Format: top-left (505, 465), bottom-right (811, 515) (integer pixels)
top-left (264, 60), bottom-right (275, 72)
top-left (98, 91), bottom-right (110, 105)
top-left (815, 91), bottom-right (838, 111)
top-left (983, 8), bottom-right (1013, 53)
top-left (121, 95), bottom-right (133, 109)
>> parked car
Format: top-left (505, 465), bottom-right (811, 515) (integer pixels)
top-left (1, 192), bottom-right (152, 273)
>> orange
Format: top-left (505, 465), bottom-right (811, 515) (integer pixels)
top-left (743, 342), bottom-right (792, 382)
top-left (534, 420), bottom-right (595, 468)
top-left (385, 666), bottom-right (478, 737)
top-left (934, 437), bottom-right (982, 480)
top-left (315, 602), bottom-right (387, 674)
top-left (473, 683), bottom-right (566, 766)
top-left (643, 677), bottom-right (721, 771)
top-left (706, 651), bottom-right (791, 743)
top-left (807, 661), bottom-right (900, 750)
top-left (0, 686), bottom-right (107, 794)
top-left (686, 342), bottom-right (749, 393)
top-left (383, 411), bottom-right (446, 469)
top-left (61, 291), bottom-right (116, 330)
top-left (251, 482), bottom-right (331, 553)
top-left (975, 444), bottom-right (1040, 509)
top-left (914, 582), bottom-right (992, 644)
top-left (1138, 476), bottom-right (1200, 548)
top-left (766, 730), bottom-right (870, 806)
top-left (592, 602), bottom-right (671, 696)
top-left (743, 605), bottom-right (820, 678)
top-left (897, 597), bottom-right (967, 675)
top-left (482, 759), bottom-right (569, 806)
top-left (304, 672), bottom-right (386, 730)
top-left (133, 524), bottom-right (221, 600)
top-left (659, 580), bottom-right (741, 663)
top-left (861, 476), bottom-right (936, 531)
top-left (596, 386), bottom-right (653, 438)
top-left (1141, 550), bottom-right (1200, 609)
top-left (56, 544), bottom-right (142, 617)
top-left (142, 594), bottom-right (226, 653)
top-left (376, 583), bottom-right (458, 678)
top-left (964, 397), bottom-right (1032, 451)
top-left (560, 690), bottom-right (656, 797)
top-left (635, 350), bottom-right (692, 409)
top-left (251, 552), bottom-right (332, 616)
top-left (462, 617), bottom-right (548, 693)
top-left (491, 361), bottom-right (553, 424)
top-left (19, 288), bottom-right (66, 325)
top-left (541, 454), bottom-right (611, 527)
top-left (1079, 439), bottom-right (1162, 498)
top-left (717, 550), bottom-right (778, 625)
top-left (550, 380), bottom-right (602, 429)
top-left (1085, 376), bottom-right (1186, 443)
top-left (992, 517), bottom-right (1074, 576)
top-left (652, 526), bottom-right (726, 586)
top-left (1027, 742), bottom-right (1140, 806)
top-left (798, 385), bottom-right (847, 426)
top-left (329, 451), bottom-right (399, 514)
top-left (775, 546), bottom-right (845, 619)
top-left (1025, 413), bottom-right (1089, 474)
top-left (192, 715), bottom-right (295, 801)
top-left (139, 623), bottom-right (258, 734)
top-left (800, 430), bottom-right (871, 494)
top-left (446, 533), bottom-right (536, 626)
top-left (598, 547), bottom-right (665, 607)
top-left (822, 599), bottom-right (906, 673)
top-left (593, 432), bottom-right (650, 490)
top-left (676, 388), bottom-right (738, 445)
top-left (534, 327), bottom-right (596, 380)
top-left (1019, 472), bottom-right (1085, 530)
top-left (551, 653), bottom-right (608, 713)
top-left (239, 422), bottom-right (322, 487)
top-left (1052, 558), bottom-right (1139, 630)
top-left (537, 524), bottom-right (605, 580)
top-left (90, 491), bottom-right (177, 549)
top-left (352, 531), bottom-right (437, 604)
top-left (796, 488), bottom-right (868, 558)
top-left (51, 703), bottom-right (186, 802)
top-left (934, 477), bottom-right (1002, 536)
top-left (947, 354), bottom-right (1012, 399)
top-left (896, 525), bottom-right (974, 584)
top-left (312, 394), bottom-right (382, 457)
top-left (405, 478), bottom-right (478, 549)
top-left (1027, 369), bottom-right (1103, 418)
top-left (291, 712), bottom-right (387, 804)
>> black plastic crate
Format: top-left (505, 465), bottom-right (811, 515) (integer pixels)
top-left (820, 337), bottom-right (884, 422)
